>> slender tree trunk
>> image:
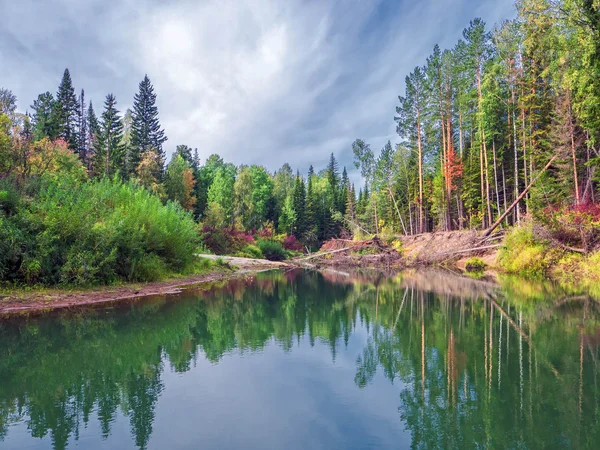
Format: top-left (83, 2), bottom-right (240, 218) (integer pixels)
top-left (446, 115), bottom-right (454, 230)
top-left (513, 109), bottom-right (520, 225)
top-left (567, 89), bottom-right (580, 205)
top-left (477, 63), bottom-right (491, 227)
top-left (521, 105), bottom-right (529, 215)
top-left (502, 162), bottom-right (508, 226)
top-left (417, 118), bottom-right (424, 233)
top-left (492, 140), bottom-right (501, 218)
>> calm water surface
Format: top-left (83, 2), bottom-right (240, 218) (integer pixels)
top-left (1, 269), bottom-right (599, 449)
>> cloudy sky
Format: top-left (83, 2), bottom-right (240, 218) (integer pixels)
top-left (1, 0), bottom-right (514, 179)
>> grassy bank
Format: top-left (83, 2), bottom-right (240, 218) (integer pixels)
top-left (497, 226), bottom-right (600, 296)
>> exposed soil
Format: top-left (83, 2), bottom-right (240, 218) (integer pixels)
top-left (0, 256), bottom-right (289, 317)
top-left (297, 231), bottom-right (503, 271)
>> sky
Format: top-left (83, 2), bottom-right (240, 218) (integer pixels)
top-left (0, 0), bottom-right (515, 181)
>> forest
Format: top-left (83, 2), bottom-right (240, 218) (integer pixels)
top-left (1, 0), bottom-right (599, 286)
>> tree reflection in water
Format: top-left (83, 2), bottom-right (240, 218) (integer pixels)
top-left (0, 269), bottom-right (599, 449)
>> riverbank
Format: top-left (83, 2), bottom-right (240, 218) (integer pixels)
top-left (0, 256), bottom-right (289, 316)
top-left (2, 227), bottom-right (598, 316)
top-left (302, 229), bottom-right (600, 297)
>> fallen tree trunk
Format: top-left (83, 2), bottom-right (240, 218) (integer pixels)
top-left (295, 245), bottom-right (360, 261)
top-left (437, 244), bottom-right (503, 256)
top-left (483, 156), bottom-right (557, 238)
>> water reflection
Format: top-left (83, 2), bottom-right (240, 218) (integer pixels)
top-left (0, 269), bottom-right (599, 449)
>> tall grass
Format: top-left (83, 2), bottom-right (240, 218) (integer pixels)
top-left (0, 176), bottom-right (199, 285)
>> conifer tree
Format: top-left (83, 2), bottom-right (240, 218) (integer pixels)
top-left (77, 89), bottom-right (88, 162)
top-left (55, 68), bottom-right (80, 149)
top-left (129, 75), bottom-right (167, 176)
top-left (30, 92), bottom-right (57, 141)
top-left (192, 148), bottom-right (200, 171)
top-left (94, 94), bottom-right (124, 177)
top-left (175, 145), bottom-right (193, 166)
top-left (86, 101), bottom-right (100, 170)
top-left (292, 175), bottom-right (306, 236)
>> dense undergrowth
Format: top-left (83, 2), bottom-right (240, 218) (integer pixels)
top-left (199, 224), bottom-right (302, 261)
top-left (497, 224), bottom-right (600, 296)
top-left (0, 175), bottom-right (200, 286)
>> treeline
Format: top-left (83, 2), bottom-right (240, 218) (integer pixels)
top-left (353, 0), bottom-right (600, 236)
top-left (1, 69), bottom-right (357, 253)
top-left (2, 0), bottom-right (599, 264)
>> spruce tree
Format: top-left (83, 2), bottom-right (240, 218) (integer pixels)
top-left (77, 89), bottom-right (88, 161)
top-left (55, 68), bottom-right (80, 149)
top-left (30, 92), bottom-right (57, 141)
top-left (175, 145), bottom-right (193, 166)
top-left (86, 101), bottom-right (100, 170)
top-left (94, 94), bottom-right (124, 177)
top-left (292, 175), bottom-right (306, 236)
top-left (192, 148), bottom-right (200, 171)
top-left (344, 183), bottom-right (356, 229)
top-left (129, 75), bottom-right (167, 176)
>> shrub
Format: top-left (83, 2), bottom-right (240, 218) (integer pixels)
top-left (537, 203), bottom-right (600, 252)
top-left (465, 257), bottom-right (485, 273)
top-left (239, 245), bottom-right (264, 259)
top-left (497, 226), bottom-right (562, 277)
top-left (0, 176), bottom-right (199, 286)
top-left (282, 235), bottom-right (303, 251)
top-left (199, 226), bottom-right (254, 255)
top-left (257, 239), bottom-right (286, 261)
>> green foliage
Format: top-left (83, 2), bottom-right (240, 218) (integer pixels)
top-left (238, 245), bottom-right (264, 259)
top-left (164, 154), bottom-right (196, 211)
top-left (129, 75), bottom-right (167, 175)
top-left (465, 257), bottom-right (486, 272)
top-left (54, 68), bottom-right (79, 149)
top-left (257, 239), bottom-right (286, 261)
top-left (94, 93), bottom-right (125, 177)
top-left (497, 226), bottom-right (562, 277)
top-left (0, 177), bottom-right (198, 286)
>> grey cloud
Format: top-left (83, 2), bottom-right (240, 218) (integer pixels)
top-left (0, 0), bottom-right (514, 185)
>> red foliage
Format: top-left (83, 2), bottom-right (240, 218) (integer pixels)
top-left (200, 226), bottom-right (255, 254)
top-left (540, 202), bottom-right (600, 251)
top-left (282, 235), bottom-right (303, 251)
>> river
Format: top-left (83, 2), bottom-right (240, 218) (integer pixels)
top-left (1, 269), bottom-right (598, 449)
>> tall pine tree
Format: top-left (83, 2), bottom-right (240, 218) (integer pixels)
top-left (129, 75), bottom-right (167, 176)
top-left (30, 92), bottom-right (57, 141)
top-left (77, 89), bottom-right (88, 162)
top-left (94, 94), bottom-right (124, 177)
top-left (55, 69), bottom-right (80, 149)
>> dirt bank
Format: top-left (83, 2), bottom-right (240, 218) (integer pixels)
top-left (0, 256), bottom-right (289, 316)
top-left (297, 231), bottom-right (503, 270)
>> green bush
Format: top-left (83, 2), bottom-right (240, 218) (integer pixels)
top-left (257, 239), bottom-right (286, 261)
top-left (238, 245), bottom-right (264, 259)
top-left (497, 226), bottom-right (561, 277)
top-left (465, 257), bottom-right (485, 273)
top-left (0, 176), bottom-right (199, 286)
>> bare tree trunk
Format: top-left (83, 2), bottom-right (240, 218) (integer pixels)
top-left (522, 105), bottom-right (529, 215)
top-left (567, 89), bottom-right (580, 205)
top-left (492, 140), bottom-right (501, 219)
top-left (388, 185), bottom-right (407, 235)
top-left (417, 118), bottom-right (424, 233)
top-left (502, 162), bottom-right (509, 226)
top-left (513, 109), bottom-right (520, 224)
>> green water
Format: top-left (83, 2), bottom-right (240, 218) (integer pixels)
top-left (0, 269), bottom-right (599, 449)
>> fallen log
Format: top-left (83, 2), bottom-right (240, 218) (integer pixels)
top-left (483, 155), bottom-right (557, 238)
top-left (295, 245), bottom-right (360, 261)
top-left (436, 244), bottom-right (503, 256)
